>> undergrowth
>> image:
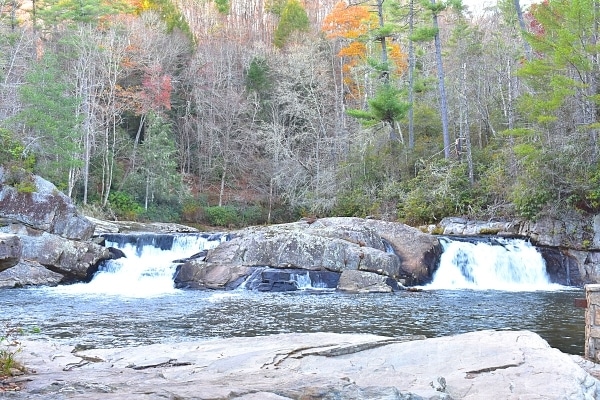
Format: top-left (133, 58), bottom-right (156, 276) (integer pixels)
top-left (0, 325), bottom-right (24, 377)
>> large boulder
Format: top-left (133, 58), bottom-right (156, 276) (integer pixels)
top-left (0, 233), bottom-right (21, 272)
top-left (312, 218), bottom-right (442, 284)
top-left (178, 217), bottom-right (441, 291)
top-left (0, 260), bottom-right (63, 288)
top-left (0, 224), bottom-right (110, 282)
top-left (0, 167), bottom-right (94, 241)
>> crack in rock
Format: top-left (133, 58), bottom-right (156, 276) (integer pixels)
top-left (262, 336), bottom-right (425, 369)
top-left (464, 361), bottom-right (525, 379)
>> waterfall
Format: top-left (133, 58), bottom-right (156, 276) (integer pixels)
top-left (424, 237), bottom-right (564, 291)
top-left (52, 233), bottom-right (225, 298)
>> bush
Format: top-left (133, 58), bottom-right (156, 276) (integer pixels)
top-left (108, 191), bottom-right (144, 220)
top-left (204, 205), bottom-right (240, 227)
top-left (333, 189), bottom-right (380, 217)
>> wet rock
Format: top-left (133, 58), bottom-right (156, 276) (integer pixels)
top-left (0, 260), bottom-right (63, 288)
top-left (0, 233), bottom-right (21, 272)
top-left (337, 270), bottom-right (401, 293)
top-left (193, 217), bottom-right (441, 290)
top-left (0, 224), bottom-right (110, 282)
top-left (174, 261), bottom-right (251, 290)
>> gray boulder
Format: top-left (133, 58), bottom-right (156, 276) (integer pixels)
top-left (0, 259), bottom-right (63, 288)
top-left (174, 261), bottom-right (251, 290)
top-left (0, 233), bottom-right (21, 272)
top-left (0, 224), bottom-right (109, 282)
top-left (196, 217), bottom-right (440, 290)
top-left (0, 167), bottom-right (94, 241)
top-left (337, 270), bottom-right (400, 293)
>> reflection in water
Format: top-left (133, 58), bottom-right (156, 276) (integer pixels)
top-left (0, 287), bottom-right (584, 355)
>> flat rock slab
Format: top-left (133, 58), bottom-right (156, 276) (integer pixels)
top-left (7, 330), bottom-right (600, 399)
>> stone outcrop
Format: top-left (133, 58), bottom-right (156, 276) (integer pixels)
top-left (9, 330), bottom-right (600, 399)
top-left (0, 170), bottom-right (111, 287)
top-left (174, 217), bottom-right (442, 292)
top-left (174, 262), bottom-right (252, 290)
top-left (337, 269), bottom-right (401, 293)
top-left (0, 224), bottom-right (109, 282)
top-left (0, 233), bottom-right (21, 272)
top-left (0, 167), bottom-right (94, 241)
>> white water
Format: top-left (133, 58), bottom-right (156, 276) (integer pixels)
top-left (51, 234), bottom-right (224, 298)
top-left (423, 238), bottom-right (564, 291)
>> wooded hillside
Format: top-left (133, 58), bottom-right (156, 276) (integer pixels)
top-left (0, 0), bottom-right (598, 228)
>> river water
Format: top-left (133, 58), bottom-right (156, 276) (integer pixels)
top-left (0, 233), bottom-right (586, 355)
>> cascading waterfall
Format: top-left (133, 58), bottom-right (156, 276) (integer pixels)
top-left (424, 237), bottom-right (563, 291)
top-left (52, 233), bottom-right (226, 297)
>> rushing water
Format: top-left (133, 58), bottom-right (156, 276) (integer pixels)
top-left (0, 233), bottom-right (586, 355)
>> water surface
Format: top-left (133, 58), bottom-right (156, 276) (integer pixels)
top-left (0, 287), bottom-right (584, 355)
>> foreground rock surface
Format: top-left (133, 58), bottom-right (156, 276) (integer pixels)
top-left (7, 330), bottom-right (600, 399)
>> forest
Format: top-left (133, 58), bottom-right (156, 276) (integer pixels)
top-left (0, 0), bottom-right (598, 228)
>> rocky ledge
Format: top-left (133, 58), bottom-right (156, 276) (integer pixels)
top-left (4, 330), bottom-right (599, 399)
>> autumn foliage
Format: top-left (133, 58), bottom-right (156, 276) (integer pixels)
top-left (322, 1), bottom-right (407, 101)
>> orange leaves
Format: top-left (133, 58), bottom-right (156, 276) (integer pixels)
top-left (322, 1), bottom-right (375, 40)
top-left (389, 42), bottom-right (408, 75)
top-left (338, 41), bottom-right (367, 59)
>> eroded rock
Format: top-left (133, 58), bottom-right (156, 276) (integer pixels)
top-left (0, 224), bottom-right (109, 282)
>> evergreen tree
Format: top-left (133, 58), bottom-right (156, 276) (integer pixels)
top-left (273, 0), bottom-right (310, 48)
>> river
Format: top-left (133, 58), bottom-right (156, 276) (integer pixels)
top-left (0, 233), bottom-right (585, 355)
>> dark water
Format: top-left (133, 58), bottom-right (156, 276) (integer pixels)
top-left (0, 287), bottom-right (585, 355)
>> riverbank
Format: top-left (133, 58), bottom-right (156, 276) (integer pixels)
top-left (3, 330), bottom-right (599, 399)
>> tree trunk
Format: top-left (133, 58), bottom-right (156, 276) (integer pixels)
top-left (408, 0), bottom-right (416, 149)
top-left (514, 0), bottom-right (533, 61)
top-left (432, 0), bottom-right (451, 159)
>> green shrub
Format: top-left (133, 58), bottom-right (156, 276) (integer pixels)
top-left (204, 205), bottom-right (240, 227)
top-left (240, 205), bottom-right (265, 225)
top-left (140, 204), bottom-right (181, 222)
top-left (108, 191), bottom-right (143, 220)
top-left (333, 189), bottom-right (379, 217)
top-left (0, 325), bottom-right (24, 377)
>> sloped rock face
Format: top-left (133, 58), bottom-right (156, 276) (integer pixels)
top-left (337, 270), bottom-right (401, 293)
top-left (12, 330), bottom-right (600, 399)
top-left (0, 167), bottom-right (94, 241)
top-left (177, 217), bottom-right (441, 292)
top-left (0, 233), bottom-right (21, 272)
